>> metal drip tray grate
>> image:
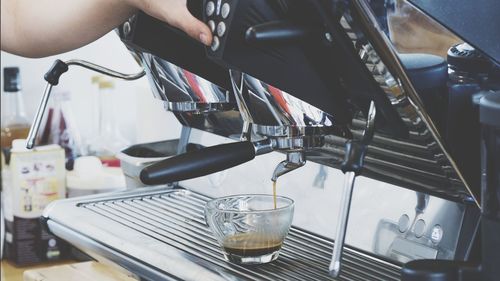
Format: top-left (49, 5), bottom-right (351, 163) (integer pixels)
top-left (78, 189), bottom-right (401, 281)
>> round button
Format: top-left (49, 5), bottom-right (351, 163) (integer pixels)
top-left (208, 20), bottom-right (215, 32)
top-left (206, 1), bottom-right (215, 17)
top-left (221, 3), bottom-right (231, 19)
top-left (211, 36), bottom-right (220, 51)
top-left (414, 219), bottom-right (426, 238)
top-left (398, 214), bottom-right (410, 233)
top-left (431, 225), bottom-right (444, 244)
top-left (217, 22), bottom-right (226, 37)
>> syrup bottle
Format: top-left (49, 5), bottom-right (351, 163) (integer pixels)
top-left (1, 67), bottom-right (31, 150)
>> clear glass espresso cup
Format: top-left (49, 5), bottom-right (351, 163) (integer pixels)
top-left (205, 194), bottom-right (295, 265)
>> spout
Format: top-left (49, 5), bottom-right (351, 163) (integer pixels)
top-left (271, 151), bottom-right (306, 182)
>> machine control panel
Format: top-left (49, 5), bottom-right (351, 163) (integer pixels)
top-left (203, 0), bottom-right (236, 53)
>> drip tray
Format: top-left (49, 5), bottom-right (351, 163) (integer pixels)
top-left (44, 188), bottom-right (401, 280)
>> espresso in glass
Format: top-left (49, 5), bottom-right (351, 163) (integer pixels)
top-left (205, 194), bottom-right (294, 265)
top-left (223, 233), bottom-right (283, 257)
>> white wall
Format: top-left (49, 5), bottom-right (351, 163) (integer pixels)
top-left (1, 32), bottom-right (181, 146)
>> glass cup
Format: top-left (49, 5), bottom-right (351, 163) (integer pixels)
top-left (205, 194), bottom-right (295, 265)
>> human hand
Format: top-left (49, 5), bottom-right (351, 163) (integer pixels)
top-left (127, 0), bottom-right (213, 46)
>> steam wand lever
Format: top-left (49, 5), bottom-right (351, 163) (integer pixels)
top-left (329, 101), bottom-right (376, 277)
top-left (26, 59), bottom-right (145, 149)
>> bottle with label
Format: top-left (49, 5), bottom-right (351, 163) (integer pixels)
top-left (88, 80), bottom-right (130, 166)
top-left (1, 67), bottom-right (31, 151)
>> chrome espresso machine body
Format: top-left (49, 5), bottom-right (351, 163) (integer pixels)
top-left (35, 0), bottom-right (500, 280)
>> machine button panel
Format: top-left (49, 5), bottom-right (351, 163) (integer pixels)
top-left (203, 0), bottom-right (235, 54)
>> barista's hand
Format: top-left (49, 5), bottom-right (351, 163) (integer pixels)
top-left (127, 0), bottom-right (213, 46)
top-left (1, 0), bottom-right (212, 58)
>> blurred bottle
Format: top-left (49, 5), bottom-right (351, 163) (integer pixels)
top-left (1, 67), bottom-right (30, 193)
top-left (38, 90), bottom-right (85, 170)
top-left (1, 67), bottom-right (30, 151)
top-left (90, 75), bottom-right (104, 138)
top-left (88, 80), bottom-right (130, 166)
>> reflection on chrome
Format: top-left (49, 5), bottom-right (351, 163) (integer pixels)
top-left (229, 70), bottom-right (345, 149)
top-left (140, 53), bottom-right (234, 113)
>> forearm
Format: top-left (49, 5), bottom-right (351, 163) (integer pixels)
top-left (1, 0), bottom-right (136, 58)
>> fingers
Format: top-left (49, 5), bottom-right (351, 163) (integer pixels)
top-left (134, 0), bottom-right (213, 46)
top-left (172, 8), bottom-right (213, 46)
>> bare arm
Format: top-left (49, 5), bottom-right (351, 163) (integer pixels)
top-left (1, 0), bottom-right (212, 58)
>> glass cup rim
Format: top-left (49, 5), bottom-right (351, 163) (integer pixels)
top-left (205, 194), bottom-right (295, 214)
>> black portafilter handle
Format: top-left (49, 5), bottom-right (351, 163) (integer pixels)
top-left (140, 141), bottom-right (256, 185)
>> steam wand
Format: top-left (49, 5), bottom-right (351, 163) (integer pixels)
top-left (329, 101), bottom-right (376, 278)
top-left (26, 59), bottom-right (146, 149)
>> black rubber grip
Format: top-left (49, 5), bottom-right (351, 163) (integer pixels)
top-left (245, 21), bottom-right (310, 44)
top-left (140, 141), bottom-right (256, 185)
top-left (44, 59), bottom-right (69, 85)
top-left (340, 140), bottom-right (367, 176)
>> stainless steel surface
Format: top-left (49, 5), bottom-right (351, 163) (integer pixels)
top-left (177, 126), bottom-right (192, 155)
top-left (140, 53), bottom-right (233, 113)
top-left (330, 101), bottom-right (376, 277)
top-left (44, 188), bottom-right (402, 281)
top-left (27, 59), bottom-right (145, 149)
top-left (330, 171), bottom-right (356, 277)
top-left (271, 150), bottom-right (306, 182)
top-left (229, 70), bottom-right (344, 150)
top-left (253, 139), bottom-right (274, 156)
top-left (43, 128), bottom-right (473, 275)
top-left (157, 46), bottom-right (476, 204)
top-left (181, 129), bottom-right (472, 264)
top-left (64, 59), bottom-right (146, 80)
top-left (26, 83), bottom-right (53, 149)
top-left (116, 0), bottom-right (486, 204)
top-left (347, 1), bottom-right (478, 206)
top-left (360, 102), bottom-right (376, 145)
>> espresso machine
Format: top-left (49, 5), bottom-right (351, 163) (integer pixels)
top-left (27, 0), bottom-right (499, 280)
